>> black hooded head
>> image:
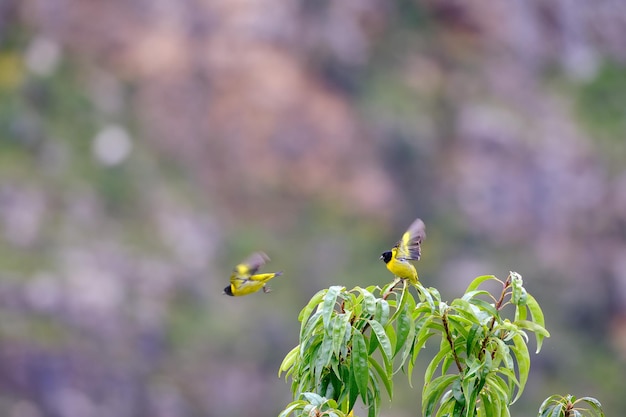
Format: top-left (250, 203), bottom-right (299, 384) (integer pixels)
top-left (380, 251), bottom-right (392, 264)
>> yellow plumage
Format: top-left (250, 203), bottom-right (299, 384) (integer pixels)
top-left (379, 218), bottom-right (426, 284)
top-left (224, 252), bottom-right (282, 296)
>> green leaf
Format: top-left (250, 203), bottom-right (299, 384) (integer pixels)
top-left (464, 357), bottom-right (484, 380)
top-left (394, 304), bottom-right (412, 356)
top-left (414, 302), bottom-right (436, 317)
top-left (335, 365), bottom-right (350, 406)
top-left (397, 319), bottom-right (417, 373)
top-left (479, 392), bottom-right (500, 417)
top-left (315, 333), bottom-right (334, 385)
top-left (348, 363), bottom-right (359, 411)
top-left (525, 293), bottom-right (548, 353)
top-left (279, 345), bottom-right (300, 377)
top-left (462, 377), bottom-right (479, 417)
top-left (497, 367), bottom-right (520, 402)
top-left (301, 311), bottom-right (323, 349)
top-left (424, 342), bottom-right (452, 385)
top-left (466, 275), bottom-right (498, 293)
top-left (538, 395), bottom-right (564, 414)
top-left (328, 366), bottom-right (343, 400)
top-left (490, 337), bottom-right (513, 369)
top-left (486, 373), bottom-right (512, 405)
top-left (301, 333), bottom-right (323, 370)
top-left (385, 322), bottom-right (397, 358)
top-left (509, 271), bottom-right (523, 286)
top-left (548, 404), bottom-right (565, 417)
top-left (446, 314), bottom-right (472, 339)
top-left (422, 374), bottom-right (458, 417)
top-left (320, 373), bottom-right (332, 399)
top-left (408, 330), bottom-right (434, 387)
top-left (367, 387), bottom-right (379, 417)
top-left (417, 284), bottom-right (437, 310)
top-left (466, 324), bottom-right (483, 356)
top-left (511, 284), bottom-right (527, 306)
top-left (468, 298), bottom-right (499, 321)
top-left (361, 287), bottom-right (377, 316)
top-left (451, 378), bottom-right (464, 403)
top-left (324, 398), bottom-right (338, 408)
top-left (510, 333), bottom-right (529, 403)
top-left (436, 392), bottom-right (456, 417)
top-left (368, 369), bottom-right (382, 414)
top-left (367, 330), bottom-right (379, 355)
top-left (323, 286), bottom-right (343, 329)
top-left (368, 320), bottom-right (393, 361)
top-left (515, 301), bottom-right (527, 322)
top-left (351, 331), bottom-right (369, 403)
top-left (579, 397), bottom-right (605, 417)
top-left (302, 392), bottom-right (325, 406)
top-left (461, 290), bottom-right (496, 303)
top-left (368, 356), bottom-right (393, 399)
top-left (375, 299), bottom-right (390, 326)
top-left (415, 316), bottom-right (436, 344)
top-left (451, 298), bottom-right (483, 323)
top-left (513, 320), bottom-right (550, 338)
top-left (332, 313), bottom-right (351, 359)
top-left (278, 400), bottom-right (307, 417)
top-left (300, 289), bottom-right (327, 333)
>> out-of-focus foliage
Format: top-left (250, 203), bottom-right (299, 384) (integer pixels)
top-left (0, 0), bottom-right (625, 416)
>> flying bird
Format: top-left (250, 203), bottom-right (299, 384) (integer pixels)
top-left (379, 218), bottom-right (426, 284)
top-left (223, 252), bottom-right (282, 296)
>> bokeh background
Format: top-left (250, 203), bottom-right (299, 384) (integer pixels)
top-left (1, 0), bottom-right (626, 416)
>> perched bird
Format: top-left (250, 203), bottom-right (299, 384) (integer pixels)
top-left (379, 218), bottom-right (426, 284)
top-left (223, 251), bottom-right (282, 296)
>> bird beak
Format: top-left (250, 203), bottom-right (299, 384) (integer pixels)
top-left (379, 255), bottom-right (383, 260)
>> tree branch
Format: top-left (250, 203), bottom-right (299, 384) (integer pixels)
top-left (442, 310), bottom-right (464, 373)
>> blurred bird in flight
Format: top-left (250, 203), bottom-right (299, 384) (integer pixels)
top-left (379, 218), bottom-right (426, 284)
top-left (223, 251), bottom-right (282, 296)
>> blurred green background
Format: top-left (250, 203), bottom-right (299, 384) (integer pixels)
top-left (1, 1), bottom-right (626, 416)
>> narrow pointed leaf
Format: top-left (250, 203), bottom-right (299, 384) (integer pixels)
top-left (579, 397), bottom-right (605, 417)
top-left (299, 289), bottom-right (326, 335)
top-left (525, 293), bottom-right (548, 353)
top-left (315, 334), bottom-right (334, 385)
top-left (323, 286), bottom-right (343, 328)
top-left (375, 299), bottom-right (390, 326)
top-left (278, 400), bottom-right (307, 417)
top-left (368, 356), bottom-right (393, 399)
top-left (466, 275), bottom-right (498, 293)
top-left (425, 342), bottom-right (452, 385)
top-left (394, 304), bottom-right (412, 356)
top-left (510, 333), bottom-right (529, 403)
top-left (422, 374), bottom-right (458, 417)
top-left (351, 331), bottom-right (369, 403)
top-left (279, 345), bottom-right (300, 377)
top-left (468, 298), bottom-right (499, 319)
top-left (368, 320), bottom-right (393, 361)
top-left (332, 314), bottom-right (351, 359)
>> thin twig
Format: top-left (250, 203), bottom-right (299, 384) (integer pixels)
top-left (479, 273), bottom-right (512, 358)
top-left (382, 277), bottom-right (402, 300)
top-left (442, 310), bottom-right (464, 373)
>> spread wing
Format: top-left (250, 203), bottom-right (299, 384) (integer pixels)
top-left (394, 218), bottom-right (426, 261)
top-left (230, 251), bottom-right (270, 284)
